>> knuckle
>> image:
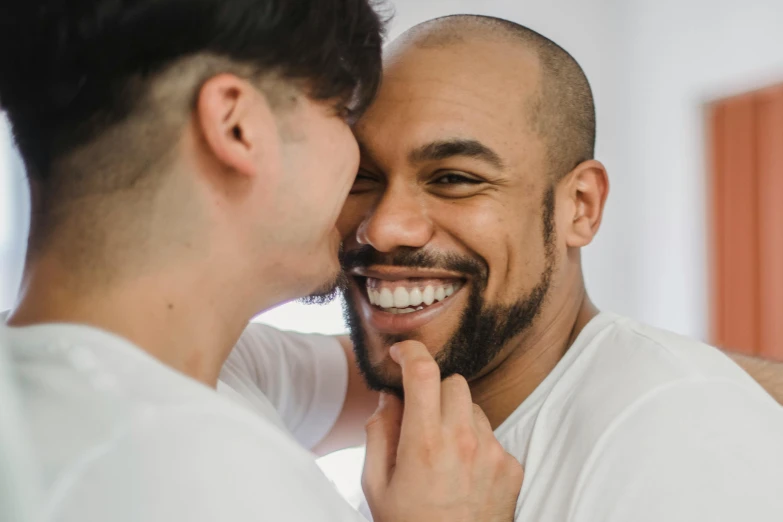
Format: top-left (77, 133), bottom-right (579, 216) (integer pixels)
top-left (409, 359), bottom-right (440, 381)
top-left (415, 435), bottom-right (438, 465)
top-left (484, 440), bottom-right (507, 466)
top-left (454, 427), bottom-right (479, 457)
top-left (364, 411), bottom-right (386, 431)
top-left (506, 457), bottom-right (525, 485)
top-left (360, 473), bottom-right (376, 498)
top-left (444, 373), bottom-right (468, 387)
top-left (419, 432), bottom-right (439, 453)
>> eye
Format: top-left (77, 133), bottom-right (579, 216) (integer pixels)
top-left (433, 173), bottom-right (483, 185)
top-left (428, 171), bottom-right (488, 199)
top-left (350, 168), bottom-right (382, 195)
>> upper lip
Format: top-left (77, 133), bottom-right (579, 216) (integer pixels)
top-left (349, 266), bottom-right (467, 281)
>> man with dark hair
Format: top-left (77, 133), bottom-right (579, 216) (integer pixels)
top-left (224, 14), bottom-right (783, 521)
top-left (0, 4), bottom-right (523, 522)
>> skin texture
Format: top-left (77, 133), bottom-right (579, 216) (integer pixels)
top-left (338, 34), bottom-right (608, 430)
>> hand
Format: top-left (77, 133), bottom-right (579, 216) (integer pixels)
top-left (362, 341), bottom-right (523, 522)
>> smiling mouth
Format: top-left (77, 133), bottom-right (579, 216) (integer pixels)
top-left (362, 277), bottom-right (464, 314)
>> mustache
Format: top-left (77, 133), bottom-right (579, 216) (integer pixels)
top-left (340, 245), bottom-right (488, 280)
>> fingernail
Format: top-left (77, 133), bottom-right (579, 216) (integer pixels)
top-left (389, 343), bottom-right (401, 363)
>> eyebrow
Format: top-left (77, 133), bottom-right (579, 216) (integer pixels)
top-left (408, 139), bottom-right (505, 169)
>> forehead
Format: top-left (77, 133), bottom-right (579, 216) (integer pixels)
top-left (355, 39), bottom-right (542, 167)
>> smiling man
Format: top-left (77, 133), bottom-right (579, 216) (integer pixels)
top-left (222, 14), bottom-right (783, 522)
top-left (337, 15), bottom-right (783, 520)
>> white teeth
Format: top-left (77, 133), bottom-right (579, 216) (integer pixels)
top-left (434, 287), bottom-right (446, 302)
top-left (393, 287), bottom-right (410, 308)
top-left (367, 282), bottom-right (459, 309)
top-left (423, 286), bottom-right (435, 306)
top-left (379, 288), bottom-right (394, 308)
top-left (409, 287), bottom-right (423, 307)
top-left (398, 308), bottom-right (416, 314)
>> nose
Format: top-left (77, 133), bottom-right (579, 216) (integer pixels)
top-left (356, 183), bottom-right (434, 253)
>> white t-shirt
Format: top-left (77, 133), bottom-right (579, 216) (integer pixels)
top-left (499, 312), bottom-right (783, 521)
top-left (348, 313), bottom-right (783, 521)
top-left (218, 324), bottom-right (348, 450)
top-left (4, 320), bottom-right (362, 522)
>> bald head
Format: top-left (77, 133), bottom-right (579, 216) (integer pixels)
top-left (388, 15), bottom-right (596, 179)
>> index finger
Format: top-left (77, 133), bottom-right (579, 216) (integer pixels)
top-left (390, 340), bottom-right (442, 435)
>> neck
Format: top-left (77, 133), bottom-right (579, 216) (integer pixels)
top-left (469, 282), bottom-right (599, 430)
top-left (7, 250), bottom-right (257, 387)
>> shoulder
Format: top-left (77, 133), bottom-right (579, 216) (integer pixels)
top-left (569, 315), bottom-right (767, 407)
top-left (509, 316), bottom-right (783, 521)
top-left (553, 316), bottom-right (776, 440)
top-left (52, 404), bottom-right (354, 521)
top-left (567, 378), bottom-right (783, 521)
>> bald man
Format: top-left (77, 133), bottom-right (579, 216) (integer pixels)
top-left (218, 14), bottom-right (783, 522)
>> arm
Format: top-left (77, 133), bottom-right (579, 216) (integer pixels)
top-left (222, 325), bottom-right (376, 455)
top-left (727, 352), bottom-right (783, 405)
top-left (313, 336), bottom-right (379, 456)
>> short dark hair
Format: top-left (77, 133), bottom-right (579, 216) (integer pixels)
top-left (401, 15), bottom-right (596, 179)
top-left (0, 0), bottom-right (385, 183)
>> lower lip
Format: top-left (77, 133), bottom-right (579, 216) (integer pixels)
top-left (353, 283), bottom-right (466, 335)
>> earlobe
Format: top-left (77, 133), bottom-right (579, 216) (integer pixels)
top-left (196, 74), bottom-right (275, 179)
top-left (563, 160), bottom-right (610, 248)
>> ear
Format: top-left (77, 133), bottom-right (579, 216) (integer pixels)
top-left (559, 160), bottom-right (610, 248)
top-left (196, 73), bottom-right (277, 179)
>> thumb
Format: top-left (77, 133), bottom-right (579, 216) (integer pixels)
top-left (362, 392), bottom-right (403, 496)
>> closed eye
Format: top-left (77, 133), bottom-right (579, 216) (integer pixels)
top-left (433, 173), bottom-right (483, 185)
top-left (350, 169), bottom-right (383, 195)
top-left (428, 171), bottom-right (489, 199)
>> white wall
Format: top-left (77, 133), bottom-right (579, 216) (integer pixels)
top-left (0, 117), bottom-right (27, 311)
top-left (612, 0), bottom-right (783, 339)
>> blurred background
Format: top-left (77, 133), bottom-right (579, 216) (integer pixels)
top-left (2, 0), bottom-right (782, 506)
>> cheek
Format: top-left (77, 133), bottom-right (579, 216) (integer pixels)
top-left (297, 118), bottom-right (357, 196)
top-left (325, 123), bottom-right (359, 185)
top-left (438, 201), bottom-right (543, 303)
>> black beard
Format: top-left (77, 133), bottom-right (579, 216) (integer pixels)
top-left (341, 186), bottom-right (557, 397)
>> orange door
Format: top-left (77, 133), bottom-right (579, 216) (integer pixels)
top-left (710, 84), bottom-right (783, 361)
